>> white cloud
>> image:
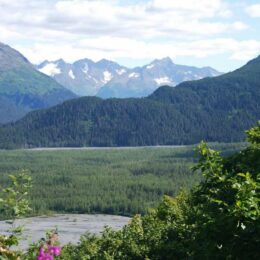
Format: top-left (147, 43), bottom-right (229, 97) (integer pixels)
top-left (246, 4), bottom-right (260, 17)
top-left (0, 0), bottom-right (256, 66)
top-left (232, 21), bottom-right (248, 30)
top-left (0, 26), bottom-right (20, 41)
top-left (53, 0), bottom-right (237, 37)
top-left (0, 0), bottom-right (240, 40)
top-left (15, 37), bottom-right (260, 66)
top-left (229, 40), bottom-right (260, 60)
top-left (149, 0), bottom-right (230, 18)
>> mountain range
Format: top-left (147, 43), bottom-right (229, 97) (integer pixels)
top-left (0, 42), bottom-right (76, 124)
top-left (1, 54), bottom-right (259, 148)
top-left (37, 57), bottom-right (221, 98)
top-left (37, 58), bottom-right (127, 96)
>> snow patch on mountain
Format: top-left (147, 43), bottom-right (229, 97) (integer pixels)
top-left (103, 71), bottom-right (113, 83)
top-left (154, 77), bottom-right (171, 85)
top-left (183, 71), bottom-right (193, 75)
top-left (82, 64), bottom-right (89, 74)
top-left (210, 71), bottom-right (220, 76)
top-left (129, 72), bottom-right (139, 78)
top-left (146, 64), bottom-right (154, 69)
top-left (194, 75), bottom-right (203, 79)
top-left (116, 69), bottom-right (126, 75)
top-left (68, 70), bottom-right (75, 79)
top-left (93, 78), bottom-right (99, 84)
top-left (39, 63), bottom-right (61, 76)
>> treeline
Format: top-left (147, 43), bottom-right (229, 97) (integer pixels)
top-left (0, 56), bottom-right (260, 148)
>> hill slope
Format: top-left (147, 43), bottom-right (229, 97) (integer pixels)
top-left (0, 56), bottom-right (259, 148)
top-left (0, 42), bottom-right (76, 123)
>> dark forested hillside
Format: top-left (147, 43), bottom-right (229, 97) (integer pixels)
top-left (0, 42), bottom-right (76, 123)
top-left (0, 56), bottom-right (259, 148)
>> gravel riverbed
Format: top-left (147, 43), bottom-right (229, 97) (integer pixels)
top-left (0, 214), bottom-right (130, 249)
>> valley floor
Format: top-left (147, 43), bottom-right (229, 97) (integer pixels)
top-left (0, 143), bottom-right (246, 217)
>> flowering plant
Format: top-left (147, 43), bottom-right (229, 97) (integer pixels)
top-left (36, 230), bottom-right (61, 260)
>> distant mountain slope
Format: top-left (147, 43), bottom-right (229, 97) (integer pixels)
top-left (37, 59), bottom-right (128, 96)
top-left (37, 57), bottom-right (221, 98)
top-left (0, 42), bottom-right (76, 123)
top-left (0, 55), bottom-right (259, 148)
top-left (97, 57), bottom-right (221, 98)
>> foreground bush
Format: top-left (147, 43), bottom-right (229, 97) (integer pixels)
top-left (60, 123), bottom-right (260, 259)
top-left (0, 172), bottom-right (32, 259)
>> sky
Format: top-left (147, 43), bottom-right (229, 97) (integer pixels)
top-left (0, 0), bottom-right (260, 72)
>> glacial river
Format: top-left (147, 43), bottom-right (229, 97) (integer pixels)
top-left (0, 214), bottom-right (130, 249)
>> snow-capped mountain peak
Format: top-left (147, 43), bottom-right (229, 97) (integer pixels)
top-left (37, 58), bottom-right (127, 96)
top-left (37, 57), bottom-right (221, 98)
